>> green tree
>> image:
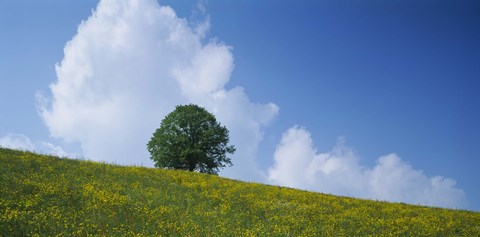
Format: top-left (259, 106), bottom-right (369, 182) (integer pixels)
top-left (147, 104), bottom-right (235, 175)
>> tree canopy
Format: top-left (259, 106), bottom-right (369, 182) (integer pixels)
top-left (147, 104), bottom-right (235, 175)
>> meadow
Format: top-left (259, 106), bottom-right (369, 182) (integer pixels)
top-left (1, 147), bottom-right (479, 236)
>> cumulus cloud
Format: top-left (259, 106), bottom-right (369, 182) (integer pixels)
top-left (37, 0), bottom-right (277, 179)
top-left (0, 133), bottom-right (71, 157)
top-left (268, 126), bottom-right (466, 209)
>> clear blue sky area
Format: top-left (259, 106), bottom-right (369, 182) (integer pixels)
top-left (1, 0), bottom-right (479, 210)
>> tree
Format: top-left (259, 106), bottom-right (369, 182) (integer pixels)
top-left (147, 104), bottom-right (235, 175)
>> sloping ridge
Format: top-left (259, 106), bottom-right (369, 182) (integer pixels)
top-left (1, 147), bottom-right (479, 236)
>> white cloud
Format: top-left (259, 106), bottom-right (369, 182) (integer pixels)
top-left (37, 0), bottom-right (277, 179)
top-left (0, 134), bottom-right (34, 151)
top-left (268, 126), bottom-right (466, 209)
top-left (0, 133), bottom-right (71, 157)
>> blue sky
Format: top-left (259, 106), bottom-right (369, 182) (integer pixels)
top-left (1, 0), bottom-right (479, 211)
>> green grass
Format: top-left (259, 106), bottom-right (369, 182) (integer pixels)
top-left (1, 147), bottom-right (479, 236)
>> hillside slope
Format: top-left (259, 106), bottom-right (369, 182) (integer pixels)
top-left (1, 147), bottom-right (479, 236)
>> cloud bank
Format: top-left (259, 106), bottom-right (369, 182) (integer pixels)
top-left (37, 0), bottom-right (277, 180)
top-left (268, 126), bottom-right (466, 209)
top-left (0, 133), bottom-right (71, 157)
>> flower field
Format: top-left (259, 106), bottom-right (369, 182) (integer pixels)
top-left (1, 147), bottom-right (479, 236)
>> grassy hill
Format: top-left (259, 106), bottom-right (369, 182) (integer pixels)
top-left (1, 148), bottom-right (479, 236)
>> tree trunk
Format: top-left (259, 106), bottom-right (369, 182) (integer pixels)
top-left (187, 154), bottom-right (196, 172)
